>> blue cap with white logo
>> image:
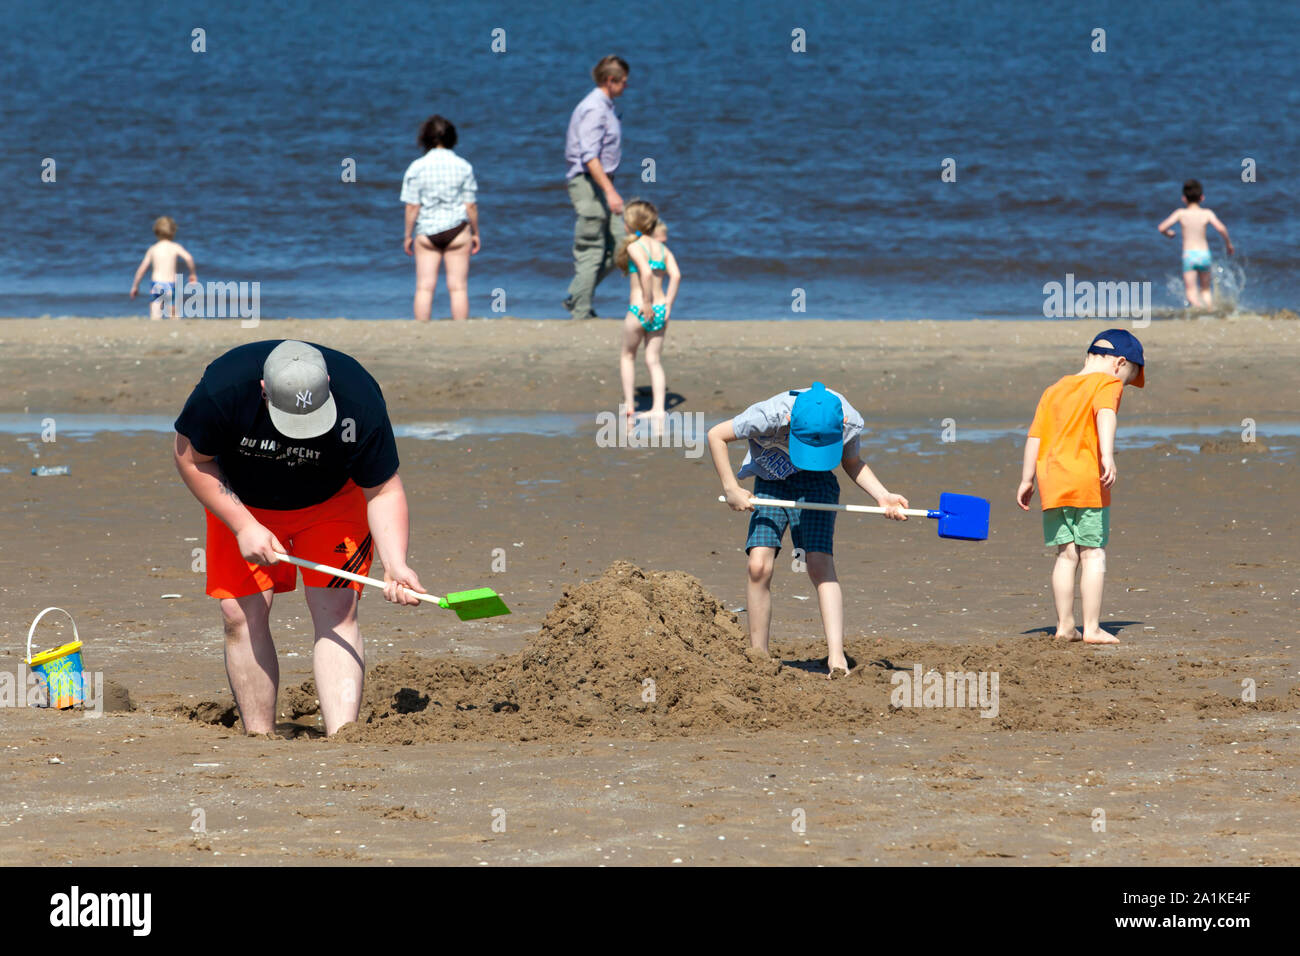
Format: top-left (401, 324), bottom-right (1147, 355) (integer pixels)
top-left (788, 382), bottom-right (845, 472)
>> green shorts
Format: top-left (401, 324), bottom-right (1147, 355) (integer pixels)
top-left (1043, 506), bottom-right (1109, 548)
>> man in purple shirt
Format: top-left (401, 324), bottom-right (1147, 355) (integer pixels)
top-left (563, 55), bottom-right (629, 320)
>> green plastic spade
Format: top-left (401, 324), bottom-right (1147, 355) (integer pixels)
top-left (274, 553), bottom-right (511, 620)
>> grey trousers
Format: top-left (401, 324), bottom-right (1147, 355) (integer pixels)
top-left (564, 173), bottom-right (619, 319)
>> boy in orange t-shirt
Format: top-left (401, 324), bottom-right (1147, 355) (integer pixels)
top-left (1017, 329), bottom-right (1146, 644)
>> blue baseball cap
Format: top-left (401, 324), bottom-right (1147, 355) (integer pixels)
top-left (788, 382), bottom-right (845, 471)
top-left (1088, 329), bottom-right (1146, 388)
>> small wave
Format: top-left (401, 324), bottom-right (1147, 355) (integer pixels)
top-left (1161, 258), bottom-right (1248, 314)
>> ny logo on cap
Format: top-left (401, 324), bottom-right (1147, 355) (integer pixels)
top-left (296, 389), bottom-right (313, 408)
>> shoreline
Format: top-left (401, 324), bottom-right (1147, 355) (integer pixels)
top-left (1, 316), bottom-right (1297, 425)
top-left (4, 308), bottom-right (1297, 322)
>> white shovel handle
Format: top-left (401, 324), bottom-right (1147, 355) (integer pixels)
top-left (718, 495), bottom-right (929, 517)
top-left (27, 607), bottom-right (80, 664)
top-left (272, 552), bottom-right (443, 605)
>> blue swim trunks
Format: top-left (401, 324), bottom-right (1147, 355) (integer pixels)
top-left (745, 469), bottom-right (839, 556)
top-left (1182, 249), bottom-right (1211, 273)
top-left (150, 279), bottom-right (175, 301)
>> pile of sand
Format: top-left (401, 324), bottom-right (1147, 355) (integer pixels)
top-left (175, 561), bottom-right (1296, 742)
top-left (340, 561), bottom-right (841, 742)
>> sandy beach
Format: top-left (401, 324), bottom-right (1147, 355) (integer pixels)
top-left (1, 316), bottom-right (1297, 865)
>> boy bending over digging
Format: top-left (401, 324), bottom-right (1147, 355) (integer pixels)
top-left (1017, 329), bottom-right (1146, 644)
top-left (709, 382), bottom-right (908, 677)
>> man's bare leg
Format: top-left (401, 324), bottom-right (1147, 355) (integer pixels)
top-left (1052, 542), bottom-right (1079, 639)
top-left (1079, 546), bottom-right (1117, 644)
top-left (806, 551), bottom-right (847, 677)
top-left (306, 586), bottom-right (363, 735)
top-left (746, 547), bottom-right (776, 653)
top-left (220, 590), bottom-right (278, 734)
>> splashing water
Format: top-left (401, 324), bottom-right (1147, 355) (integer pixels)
top-left (1162, 257), bottom-right (1247, 316)
top-left (1211, 258), bottom-right (1247, 311)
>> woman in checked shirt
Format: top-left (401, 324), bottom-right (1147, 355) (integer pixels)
top-left (401, 115), bottom-right (480, 321)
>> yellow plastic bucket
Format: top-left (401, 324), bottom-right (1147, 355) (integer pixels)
top-left (25, 607), bottom-right (86, 709)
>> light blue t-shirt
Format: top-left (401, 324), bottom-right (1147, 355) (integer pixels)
top-left (565, 87), bottom-right (622, 180)
top-left (732, 387), bottom-right (864, 481)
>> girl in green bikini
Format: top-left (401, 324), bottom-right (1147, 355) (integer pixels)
top-left (615, 200), bottom-right (681, 424)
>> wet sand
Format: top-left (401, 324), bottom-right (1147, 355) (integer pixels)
top-left (1, 317), bottom-right (1297, 865)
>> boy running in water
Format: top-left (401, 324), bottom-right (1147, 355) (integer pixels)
top-left (1157, 179), bottom-right (1234, 309)
top-left (130, 216), bottom-right (197, 320)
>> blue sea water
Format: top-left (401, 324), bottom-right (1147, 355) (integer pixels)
top-left (1, 0), bottom-right (1296, 319)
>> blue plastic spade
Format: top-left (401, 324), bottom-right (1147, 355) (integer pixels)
top-left (927, 493), bottom-right (990, 541)
top-left (719, 492), bottom-right (991, 541)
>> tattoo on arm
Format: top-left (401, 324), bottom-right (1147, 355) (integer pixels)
top-left (218, 472), bottom-right (240, 503)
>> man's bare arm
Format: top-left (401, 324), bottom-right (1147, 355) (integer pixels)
top-left (174, 432), bottom-right (252, 531)
top-left (360, 474), bottom-right (425, 605)
top-left (583, 157), bottom-right (614, 194)
top-left (173, 432), bottom-right (285, 564)
top-left (583, 158), bottom-right (623, 214)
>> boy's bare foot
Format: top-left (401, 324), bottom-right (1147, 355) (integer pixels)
top-left (1081, 629), bottom-right (1120, 645)
top-left (1055, 620), bottom-right (1078, 640)
top-left (825, 654), bottom-right (851, 679)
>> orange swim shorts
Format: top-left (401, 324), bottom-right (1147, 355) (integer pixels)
top-left (204, 481), bottom-right (373, 599)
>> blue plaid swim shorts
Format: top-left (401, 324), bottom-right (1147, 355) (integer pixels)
top-left (745, 470), bottom-right (839, 556)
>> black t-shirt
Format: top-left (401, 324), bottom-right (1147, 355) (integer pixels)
top-left (174, 340), bottom-right (400, 510)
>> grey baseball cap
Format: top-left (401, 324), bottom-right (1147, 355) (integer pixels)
top-left (262, 341), bottom-right (337, 439)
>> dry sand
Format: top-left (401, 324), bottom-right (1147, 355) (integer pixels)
top-left (1, 317), bottom-right (1297, 865)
